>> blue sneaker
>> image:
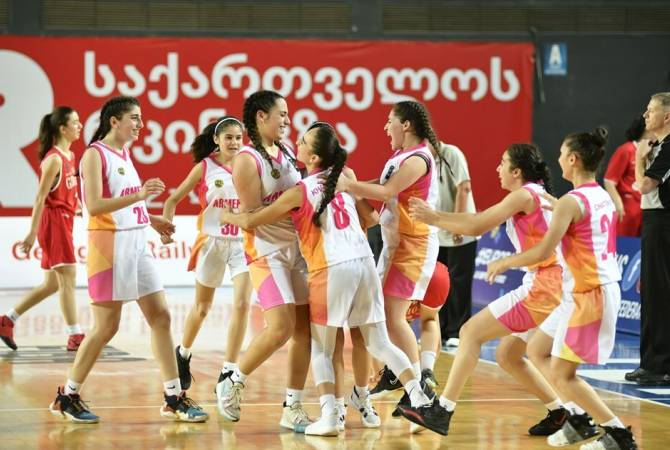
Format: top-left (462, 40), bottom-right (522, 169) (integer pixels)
top-left (49, 385), bottom-right (100, 424)
top-left (161, 392), bottom-right (209, 423)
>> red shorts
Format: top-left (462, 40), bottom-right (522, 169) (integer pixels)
top-left (37, 208), bottom-right (76, 270)
top-left (406, 261), bottom-right (450, 320)
top-left (617, 198), bottom-right (641, 237)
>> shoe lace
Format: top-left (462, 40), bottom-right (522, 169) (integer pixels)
top-left (291, 402), bottom-right (310, 422)
top-left (226, 383), bottom-right (243, 405)
top-left (179, 395), bottom-right (201, 410)
top-left (69, 395), bottom-right (91, 414)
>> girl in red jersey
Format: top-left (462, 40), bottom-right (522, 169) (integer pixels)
top-left (0, 107), bottom-right (85, 352)
top-left (162, 117), bottom-right (252, 390)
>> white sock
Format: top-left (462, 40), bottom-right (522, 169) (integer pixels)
top-left (222, 361), bottom-right (238, 374)
top-left (354, 385), bottom-right (369, 398)
top-left (6, 309), bottom-right (20, 323)
top-left (320, 394), bottom-right (336, 416)
top-left (412, 361), bottom-right (421, 377)
top-left (179, 346), bottom-right (191, 359)
top-left (439, 395), bottom-right (456, 412)
top-left (405, 378), bottom-right (430, 407)
top-left (231, 368), bottom-right (248, 385)
top-left (544, 399), bottom-right (564, 411)
top-left (420, 351), bottom-right (437, 371)
top-left (285, 388), bottom-right (302, 406)
top-left (66, 324), bottom-right (82, 335)
top-left (602, 417), bottom-right (625, 429)
top-left (64, 379), bottom-right (81, 395)
top-left (564, 401), bottom-right (585, 415)
top-left (164, 378), bottom-right (182, 397)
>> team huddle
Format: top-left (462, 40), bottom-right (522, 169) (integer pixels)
top-left (0, 88), bottom-right (645, 450)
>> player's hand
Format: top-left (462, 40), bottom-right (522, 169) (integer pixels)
top-left (539, 192), bottom-right (559, 211)
top-left (19, 231), bottom-right (36, 254)
top-left (486, 258), bottom-right (510, 284)
top-left (139, 178), bottom-right (165, 200)
top-left (409, 197), bottom-right (438, 225)
top-left (150, 214), bottom-right (175, 237)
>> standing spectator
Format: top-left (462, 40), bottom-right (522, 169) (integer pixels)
top-left (604, 115), bottom-right (653, 237)
top-left (435, 142), bottom-right (477, 348)
top-left (627, 92), bottom-right (670, 386)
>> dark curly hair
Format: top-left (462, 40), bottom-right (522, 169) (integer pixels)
top-left (506, 143), bottom-right (553, 195)
top-left (564, 127), bottom-right (608, 172)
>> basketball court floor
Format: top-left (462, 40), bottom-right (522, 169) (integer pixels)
top-left (1, 287), bottom-right (667, 450)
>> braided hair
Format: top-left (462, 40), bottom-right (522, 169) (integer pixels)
top-left (242, 90), bottom-right (298, 179)
top-left (38, 106), bottom-right (75, 160)
top-left (307, 122), bottom-right (348, 227)
top-left (89, 96), bottom-right (140, 145)
top-left (564, 127), bottom-right (608, 172)
top-left (506, 143), bottom-right (553, 195)
top-left (392, 101), bottom-right (451, 181)
top-left (190, 116), bottom-right (243, 163)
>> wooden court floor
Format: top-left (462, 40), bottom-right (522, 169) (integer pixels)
top-left (0, 288), bottom-right (667, 450)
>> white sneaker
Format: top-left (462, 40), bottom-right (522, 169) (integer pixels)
top-left (305, 410), bottom-right (339, 436)
top-left (349, 389), bottom-right (381, 428)
top-left (279, 401), bottom-right (313, 432)
top-left (336, 402), bottom-right (346, 432)
top-left (215, 372), bottom-right (244, 422)
top-left (547, 428), bottom-right (572, 447)
top-left (444, 338), bottom-right (460, 348)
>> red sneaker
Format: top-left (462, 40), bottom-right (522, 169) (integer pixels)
top-left (0, 315), bottom-right (17, 350)
top-left (67, 333), bottom-right (85, 351)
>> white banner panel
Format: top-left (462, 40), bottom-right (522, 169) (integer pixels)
top-left (0, 216), bottom-right (227, 289)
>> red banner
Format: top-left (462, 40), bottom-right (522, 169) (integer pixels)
top-left (0, 36), bottom-right (534, 215)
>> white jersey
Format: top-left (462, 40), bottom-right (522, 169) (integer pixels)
top-left (290, 171), bottom-right (372, 273)
top-left (238, 144), bottom-right (302, 262)
top-left (560, 182), bottom-right (621, 293)
top-left (196, 155), bottom-right (241, 239)
top-left (379, 143), bottom-right (439, 238)
top-left (83, 141), bottom-right (149, 231)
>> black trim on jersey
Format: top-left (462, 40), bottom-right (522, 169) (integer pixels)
top-left (645, 138), bottom-right (670, 209)
top-left (409, 153), bottom-right (432, 176)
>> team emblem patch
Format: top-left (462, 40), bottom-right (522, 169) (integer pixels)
top-left (215, 179), bottom-right (223, 188)
top-left (118, 167), bottom-right (125, 175)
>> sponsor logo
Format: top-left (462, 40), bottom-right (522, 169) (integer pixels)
top-left (215, 179), bottom-right (223, 188)
top-left (118, 167), bottom-right (125, 175)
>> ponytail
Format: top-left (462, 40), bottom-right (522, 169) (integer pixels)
top-left (38, 107), bottom-right (74, 160)
top-left (89, 96), bottom-right (140, 145)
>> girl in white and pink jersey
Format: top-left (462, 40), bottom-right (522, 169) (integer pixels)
top-left (162, 117), bottom-right (252, 391)
top-left (49, 96), bottom-right (207, 425)
top-left (407, 144), bottom-right (565, 436)
top-left (488, 129), bottom-right (637, 450)
top-left (215, 90), bottom-right (312, 430)
top-left (220, 121), bottom-right (432, 436)
top-left (335, 100), bottom-right (440, 390)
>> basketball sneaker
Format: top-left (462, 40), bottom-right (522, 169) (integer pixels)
top-left (547, 412), bottom-right (599, 447)
top-left (304, 409), bottom-right (339, 436)
top-left (215, 371), bottom-right (244, 422)
top-left (580, 426), bottom-right (637, 450)
top-left (49, 385), bottom-right (99, 424)
top-left (398, 398), bottom-right (452, 436)
top-left (369, 366), bottom-right (402, 398)
top-left (175, 345), bottom-right (193, 390)
top-left (0, 315), bottom-right (17, 350)
top-left (66, 334), bottom-right (85, 351)
top-left (528, 407), bottom-right (570, 436)
top-left (280, 401), bottom-right (313, 432)
top-left (349, 387), bottom-right (380, 428)
top-left (337, 401), bottom-right (346, 432)
top-left (160, 392), bottom-right (208, 422)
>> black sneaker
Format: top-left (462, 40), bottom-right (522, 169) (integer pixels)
top-left (175, 346), bottom-right (193, 390)
top-left (528, 407), bottom-right (569, 436)
top-left (584, 426), bottom-right (637, 450)
top-left (161, 392), bottom-right (209, 422)
top-left (398, 398), bottom-right (453, 436)
top-left (421, 368), bottom-right (438, 388)
top-left (624, 367), bottom-right (649, 382)
top-left (547, 412), bottom-right (599, 446)
top-left (635, 372), bottom-right (670, 386)
top-left (369, 366), bottom-right (402, 398)
top-left (49, 385), bottom-right (100, 423)
top-left (392, 379), bottom-right (435, 417)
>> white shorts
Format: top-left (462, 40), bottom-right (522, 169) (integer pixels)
top-left (194, 237), bottom-right (248, 288)
top-left (248, 241), bottom-right (309, 311)
top-left (309, 257), bottom-right (387, 328)
top-left (87, 228), bottom-right (163, 303)
top-left (539, 282), bottom-right (621, 365)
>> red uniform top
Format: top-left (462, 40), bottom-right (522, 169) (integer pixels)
top-left (42, 147), bottom-right (78, 214)
top-left (604, 141), bottom-right (642, 236)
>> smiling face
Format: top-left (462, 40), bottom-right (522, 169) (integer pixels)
top-left (296, 128), bottom-right (319, 168)
top-left (259, 98), bottom-right (290, 143)
top-left (384, 110), bottom-right (407, 151)
top-left (110, 105), bottom-right (143, 143)
top-left (60, 111), bottom-right (82, 144)
top-left (214, 123), bottom-right (243, 161)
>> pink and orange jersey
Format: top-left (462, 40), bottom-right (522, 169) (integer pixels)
top-left (81, 141), bottom-right (150, 231)
top-left (290, 171), bottom-right (372, 273)
top-left (237, 144), bottom-right (302, 262)
top-left (378, 143), bottom-right (439, 237)
top-left (506, 182), bottom-right (558, 271)
top-left (195, 154), bottom-right (241, 239)
top-left (42, 147), bottom-right (78, 214)
top-left (560, 182), bottom-right (621, 292)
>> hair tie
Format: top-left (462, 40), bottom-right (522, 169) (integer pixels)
top-left (214, 117), bottom-right (243, 135)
